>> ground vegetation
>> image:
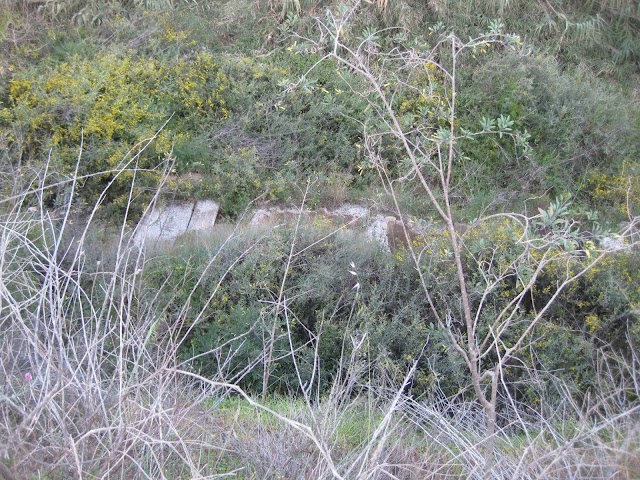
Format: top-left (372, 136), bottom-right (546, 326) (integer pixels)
top-left (0, 0), bottom-right (639, 478)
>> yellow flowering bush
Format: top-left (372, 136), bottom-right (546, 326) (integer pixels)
top-left (586, 171), bottom-right (640, 218)
top-left (1, 50), bottom-right (231, 217)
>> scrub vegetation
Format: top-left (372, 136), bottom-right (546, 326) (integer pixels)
top-left (0, 0), bottom-right (639, 478)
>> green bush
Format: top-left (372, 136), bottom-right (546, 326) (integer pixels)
top-left (400, 0), bottom-right (639, 83)
top-left (141, 214), bottom-right (636, 401)
top-left (457, 53), bottom-right (639, 210)
top-left (142, 225), bottom-right (465, 397)
top-left (551, 249), bottom-right (640, 353)
top-left (220, 52), bottom-right (366, 175)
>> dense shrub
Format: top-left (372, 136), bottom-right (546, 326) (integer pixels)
top-left (217, 52), bottom-right (366, 174)
top-left (143, 225), bottom-right (462, 396)
top-left (140, 216), bottom-right (637, 404)
top-left (457, 53), bottom-right (639, 212)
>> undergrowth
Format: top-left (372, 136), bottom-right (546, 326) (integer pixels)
top-left (0, 1), bottom-right (639, 478)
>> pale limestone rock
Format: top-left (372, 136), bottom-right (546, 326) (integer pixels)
top-left (189, 200), bottom-right (219, 231)
top-left (134, 199), bottom-right (219, 248)
top-left (134, 202), bottom-right (194, 247)
top-left (366, 215), bottom-right (391, 252)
